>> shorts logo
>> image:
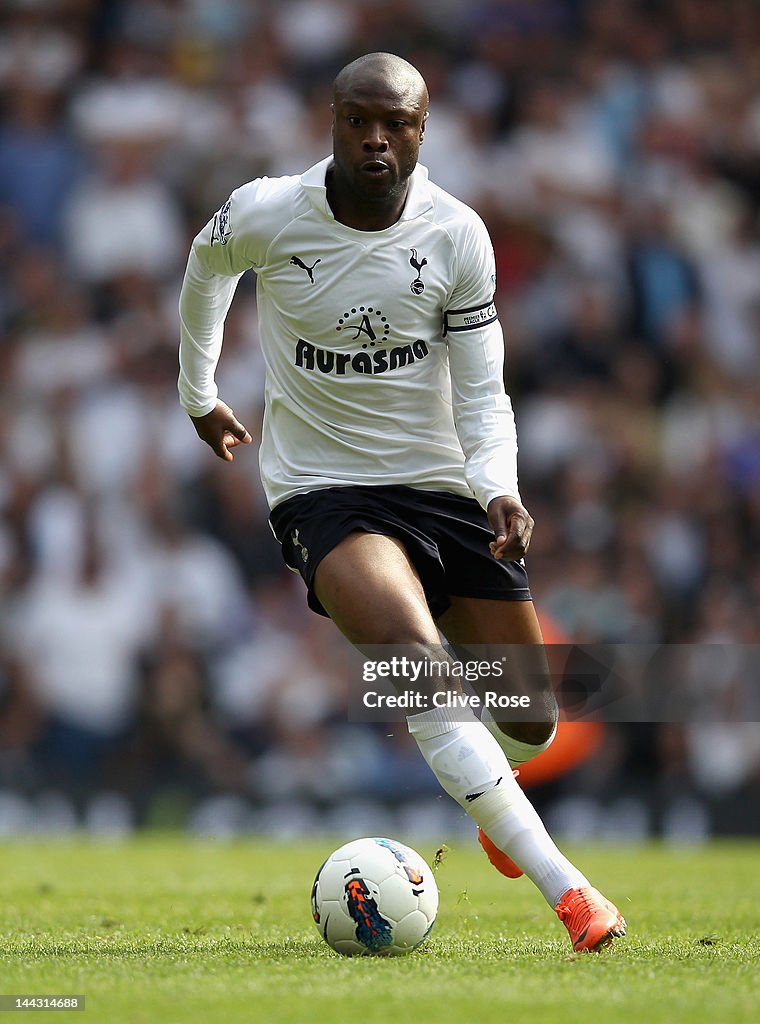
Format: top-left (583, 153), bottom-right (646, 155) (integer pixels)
top-left (409, 248), bottom-right (428, 294)
top-left (291, 529), bottom-right (308, 562)
top-left (210, 198), bottom-right (232, 246)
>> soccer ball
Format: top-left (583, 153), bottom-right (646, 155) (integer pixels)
top-left (311, 837), bottom-right (438, 956)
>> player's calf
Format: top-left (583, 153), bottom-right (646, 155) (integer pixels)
top-left (477, 709), bottom-right (557, 880)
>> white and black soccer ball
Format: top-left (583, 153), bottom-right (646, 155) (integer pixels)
top-left (311, 837), bottom-right (438, 956)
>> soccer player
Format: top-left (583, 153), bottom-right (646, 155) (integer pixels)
top-left (178, 52), bottom-right (626, 952)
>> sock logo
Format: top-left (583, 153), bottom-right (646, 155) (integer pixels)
top-left (464, 776), bottom-right (503, 802)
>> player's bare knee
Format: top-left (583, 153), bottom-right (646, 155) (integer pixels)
top-left (493, 688), bottom-right (558, 746)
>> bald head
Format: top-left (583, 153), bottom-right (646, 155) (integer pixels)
top-left (328, 53), bottom-right (429, 226)
top-left (333, 52), bottom-right (428, 114)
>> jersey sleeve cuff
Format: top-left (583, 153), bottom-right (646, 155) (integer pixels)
top-left (179, 395), bottom-right (218, 418)
top-left (474, 484), bottom-right (521, 512)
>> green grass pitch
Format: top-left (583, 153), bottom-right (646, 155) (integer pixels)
top-left (0, 836), bottom-right (757, 1024)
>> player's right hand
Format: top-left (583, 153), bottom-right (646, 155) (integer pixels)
top-left (189, 399), bottom-right (252, 462)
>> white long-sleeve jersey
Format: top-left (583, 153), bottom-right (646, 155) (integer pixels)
top-left (178, 156), bottom-right (520, 511)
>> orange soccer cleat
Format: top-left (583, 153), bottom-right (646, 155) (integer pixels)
top-left (477, 826), bottom-right (524, 878)
top-left (555, 886), bottom-right (627, 952)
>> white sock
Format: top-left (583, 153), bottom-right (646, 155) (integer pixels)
top-left (407, 705), bottom-right (588, 907)
top-left (480, 707), bottom-right (557, 768)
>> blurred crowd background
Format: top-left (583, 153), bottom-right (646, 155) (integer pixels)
top-left (1, 0), bottom-right (759, 842)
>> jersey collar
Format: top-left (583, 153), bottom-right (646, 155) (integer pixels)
top-left (300, 155), bottom-right (434, 225)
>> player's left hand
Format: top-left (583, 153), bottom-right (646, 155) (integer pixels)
top-left (487, 495), bottom-right (534, 561)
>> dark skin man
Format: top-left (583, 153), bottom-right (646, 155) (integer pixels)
top-left (181, 52), bottom-right (627, 952)
top-left (189, 53), bottom-right (554, 747)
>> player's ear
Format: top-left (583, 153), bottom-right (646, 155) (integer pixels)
top-left (419, 111), bottom-right (428, 144)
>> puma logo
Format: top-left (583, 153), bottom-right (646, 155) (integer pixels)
top-left (290, 255), bottom-right (322, 284)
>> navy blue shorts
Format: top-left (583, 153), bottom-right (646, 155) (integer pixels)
top-left (268, 485), bottom-right (532, 618)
